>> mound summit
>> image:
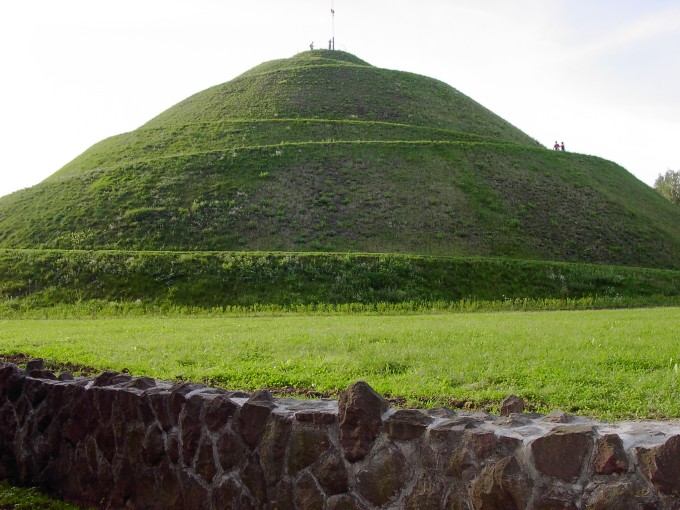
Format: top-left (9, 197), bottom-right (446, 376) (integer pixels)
top-left (1, 50), bottom-right (678, 269)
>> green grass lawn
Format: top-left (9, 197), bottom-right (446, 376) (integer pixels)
top-left (0, 481), bottom-right (85, 509)
top-left (1, 307), bottom-right (679, 421)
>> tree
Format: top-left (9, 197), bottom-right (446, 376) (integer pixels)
top-left (654, 170), bottom-right (680, 206)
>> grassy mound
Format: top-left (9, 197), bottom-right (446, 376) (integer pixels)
top-left (1, 143), bottom-right (678, 268)
top-left (0, 49), bottom-right (678, 270)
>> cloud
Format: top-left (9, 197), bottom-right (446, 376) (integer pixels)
top-left (561, 5), bottom-right (680, 63)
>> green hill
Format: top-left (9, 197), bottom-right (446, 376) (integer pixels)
top-left (0, 50), bottom-right (678, 270)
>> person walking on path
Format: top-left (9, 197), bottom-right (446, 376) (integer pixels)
top-left (560, 142), bottom-right (565, 151)
top-left (554, 141), bottom-right (560, 151)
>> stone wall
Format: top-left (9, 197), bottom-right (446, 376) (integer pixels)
top-left (2, 360), bottom-right (680, 509)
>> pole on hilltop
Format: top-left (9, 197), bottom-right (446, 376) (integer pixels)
top-left (331, 0), bottom-right (335, 50)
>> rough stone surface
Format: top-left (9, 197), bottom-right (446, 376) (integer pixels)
top-left (585, 478), bottom-right (661, 510)
top-left (384, 409), bottom-right (433, 440)
top-left (592, 433), bottom-right (629, 475)
top-left (287, 422), bottom-right (331, 475)
top-left (3, 361), bottom-right (680, 509)
top-left (327, 494), bottom-right (367, 510)
top-left (338, 380), bottom-right (388, 462)
top-left (356, 444), bottom-right (412, 507)
top-left (500, 395), bottom-right (524, 416)
top-left (531, 424), bottom-right (594, 481)
top-left (636, 434), bottom-right (680, 496)
top-left (25, 358), bottom-right (45, 372)
top-left (403, 476), bottom-right (448, 510)
top-left (470, 455), bottom-right (532, 510)
top-left (294, 471), bottom-right (325, 510)
top-left (313, 450), bottom-right (349, 496)
top-left (239, 394), bottom-right (276, 448)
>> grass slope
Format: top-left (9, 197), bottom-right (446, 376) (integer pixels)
top-left (0, 49), bottom-right (678, 269)
top-left (1, 143), bottom-right (678, 268)
top-left (1, 249), bottom-right (678, 310)
top-left (138, 50), bottom-right (539, 146)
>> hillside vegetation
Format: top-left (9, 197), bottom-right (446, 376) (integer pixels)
top-left (1, 250), bottom-right (678, 313)
top-left (0, 50), bottom-right (678, 270)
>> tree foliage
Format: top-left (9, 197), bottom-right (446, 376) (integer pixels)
top-left (654, 169), bottom-right (680, 206)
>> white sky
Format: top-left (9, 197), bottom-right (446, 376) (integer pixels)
top-left (1, 0), bottom-right (678, 198)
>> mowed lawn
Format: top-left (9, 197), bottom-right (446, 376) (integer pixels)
top-left (1, 307), bottom-right (679, 420)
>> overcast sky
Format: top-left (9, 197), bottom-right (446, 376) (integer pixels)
top-left (1, 0), bottom-right (678, 198)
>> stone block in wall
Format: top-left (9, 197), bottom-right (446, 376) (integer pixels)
top-left (444, 481), bottom-right (474, 510)
top-left (171, 382), bottom-right (205, 423)
top-left (179, 470), bottom-right (211, 510)
top-left (326, 494), bottom-right (369, 510)
top-left (124, 421), bottom-right (147, 463)
top-left (636, 434), bottom-right (680, 496)
top-left (93, 370), bottom-right (132, 387)
top-left (90, 385), bottom-right (116, 423)
top-left (423, 417), bottom-right (469, 477)
top-left (287, 421), bottom-right (332, 476)
top-left (585, 479), bottom-right (661, 510)
top-left (95, 421), bottom-right (116, 462)
top-left (126, 375), bottom-right (157, 391)
top-left (114, 386), bottom-right (145, 424)
top-left (426, 406), bottom-right (458, 419)
top-left (592, 433), bottom-right (629, 475)
top-left (212, 475), bottom-right (242, 509)
top-left (259, 412), bottom-right (293, 486)
top-left (294, 409), bottom-right (337, 425)
top-left (194, 435), bottom-right (218, 484)
top-left (500, 395), bottom-right (524, 416)
top-left (241, 452), bottom-right (268, 507)
top-left (338, 380), bottom-right (388, 462)
top-left (167, 430), bottom-right (181, 464)
top-left (147, 389), bottom-right (175, 431)
top-left (25, 358), bottom-right (45, 372)
top-left (530, 424), bottom-right (594, 482)
top-left (29, 370), bottom-right (58, 380)
top-left (294, 471), bottom-right (326, 510)
top-left (155, 459), bottom-right (183, 509)
top-left (0, 364), bottom-right (24, 403)
top-left (204, 394), bottom-right (239, 432)
top-left (273, 478), bottom-right (295, 510)
top-left (0, 404), bottom-right (18, 459)
top-left (22, 376), bottom-right (49, 408)
top-left (403, 476), bottom-right (450, 510)
top-left (240, 390), bottom-right (276, 448)
top-left (108, 457), bottom-right (136, 509)
top-left (355, 443), bottom-right (412, 507)
top-left (142, 422), bottom-right (166, 466)
top-left (465, 430), bottom-right (498, 460)
top-left (541, 411), bottom-right (574, 423)
top-left (312, 450), bottom-right (349, 496)
top-left (469, 455), bottom-right (533, 510)
top-left (180, 394), bottom-right (205, 465)
top-left (216, 427), bottom-right (248, 472)
top-left (384, 408), bottom-right (433, 440)
top-left (127, 466), bottom-right (159, 510)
